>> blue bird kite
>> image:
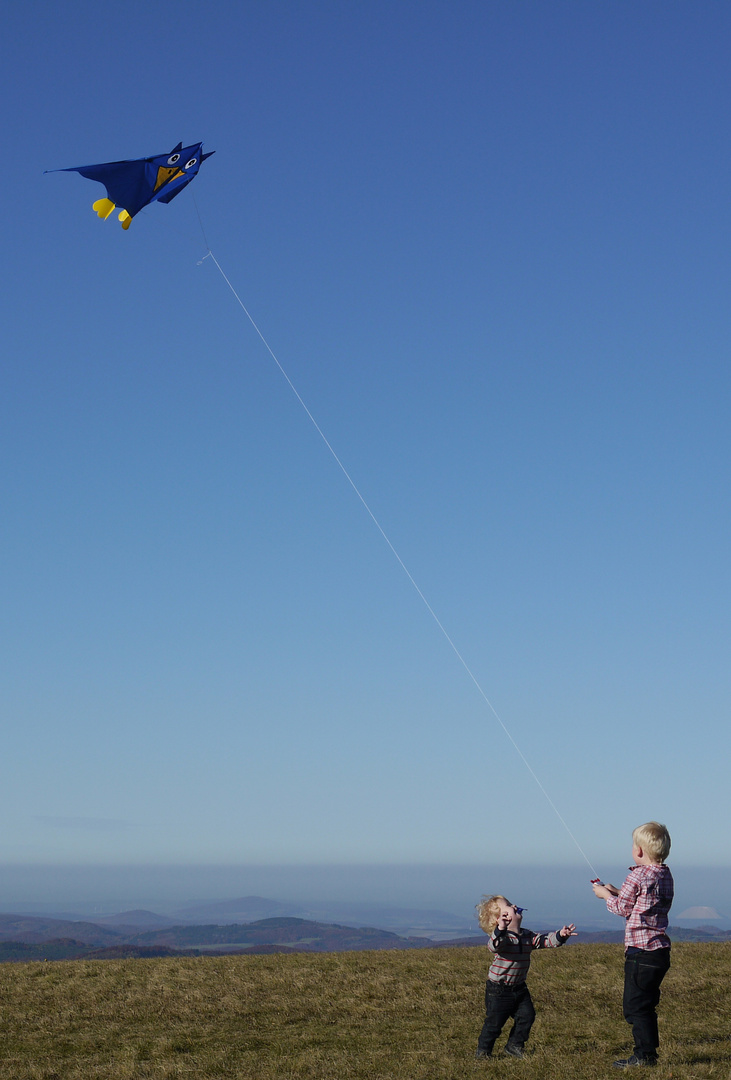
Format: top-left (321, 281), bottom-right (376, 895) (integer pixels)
top-left (47, 142), bottom-right (214, 229)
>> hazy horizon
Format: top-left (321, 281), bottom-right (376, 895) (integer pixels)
top-left (1, 863), bottom-right (729, 931)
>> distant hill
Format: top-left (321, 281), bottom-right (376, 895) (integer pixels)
top-left (128, 916), bottom-right (435, 954)
top-left (663, 925), bottom-right (731, 942)
top-left (172, 896), bottom-right (471, 934)
top-left (0, 915), bottom-right (437, 960)
top-left (0, 914), bottom-right (123, 947)
top-left (90, 909), bottom-right (180, 930)
top-left (174, 896), bottom-right (292, 923)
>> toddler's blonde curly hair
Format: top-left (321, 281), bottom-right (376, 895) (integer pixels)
top-left (476, 894), bottom-right (509, 934)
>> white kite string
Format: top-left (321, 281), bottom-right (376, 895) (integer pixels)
top-left (199, 244), bottom-right (598, 879)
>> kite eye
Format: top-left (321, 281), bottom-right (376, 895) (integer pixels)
top-left (185, 157), bottom-right (197, 169)
top-left (167, 153), bottom-right (181, 166)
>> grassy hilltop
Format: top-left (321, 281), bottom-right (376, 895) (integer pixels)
top-left (0, 943), bottom-right (728, 1079)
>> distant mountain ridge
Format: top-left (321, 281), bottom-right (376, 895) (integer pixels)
top-left (0, 904), bottom-right (728, 963)
top-left (175, 896), bottom-right (291, 923)
top-left (91, 909), bottom-right (180, 929)
top-left (173, 895), bottom-right (471, 933)
top-left (0, 914), bottom-right (123, 947)
top-left (0, 914), bottom-right (442, 961)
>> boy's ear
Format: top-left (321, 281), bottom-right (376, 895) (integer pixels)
top-left (635, 846), bottom-right (643, 860)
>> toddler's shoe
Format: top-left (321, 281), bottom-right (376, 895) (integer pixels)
top-left (474, 1048), bottom-right (492, 1059)
top-left (504, 1043), bottom-right (525, 1059)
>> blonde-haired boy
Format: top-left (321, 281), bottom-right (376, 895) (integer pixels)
top-left (592, 822), bottom-right (673, 1068)
top-left (474, 895), bottom-right (576, 1060)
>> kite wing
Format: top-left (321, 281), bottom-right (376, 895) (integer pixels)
top-left (47, 142), bottom-right (214, 229)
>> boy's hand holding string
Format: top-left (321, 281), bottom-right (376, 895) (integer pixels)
top-left (592, 881), bottom-right (620, 899)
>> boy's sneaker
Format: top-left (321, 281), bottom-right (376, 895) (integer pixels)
top-left (504, 1044), bottom-right (525, 1059)
top-left (474, 1048), bottom-right (492, 1059)
top-left (613, 1055), bottom-right (657, 1068)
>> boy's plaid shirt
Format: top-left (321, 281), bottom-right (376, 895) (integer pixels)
top-left (607, 863), bottom-right (674, 951)
top-left (486, 927), bottom-right (565, 986)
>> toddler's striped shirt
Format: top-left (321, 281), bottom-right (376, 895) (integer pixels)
top-left (487, 926), bottom-right (566, 986)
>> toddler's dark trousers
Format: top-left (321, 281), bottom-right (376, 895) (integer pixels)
top-left (623, 947), bottom-right (671, 1059)
top-left (477, 980), bottom-right (535, 1053)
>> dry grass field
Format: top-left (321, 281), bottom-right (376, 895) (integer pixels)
top-left (0, 943), bottom-right (728, 1079)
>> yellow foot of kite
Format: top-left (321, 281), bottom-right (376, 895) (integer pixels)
top-left (92, 198), bottom-right (116, 219)
top-left (118, 210), bottom-right (132, 230)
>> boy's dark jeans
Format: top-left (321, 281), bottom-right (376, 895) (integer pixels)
top-left (477, 980), bottom-right (535, 1053)
top-left (623, 947), bottom-right (671, 1059)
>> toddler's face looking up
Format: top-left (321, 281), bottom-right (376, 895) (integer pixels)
top-left (498, 901), bottom-right (523, 932)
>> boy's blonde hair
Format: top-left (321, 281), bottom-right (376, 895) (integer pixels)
top-left (476, 894), bottom-right (509, 934)
top-left (633, 821), bottom-right (671, 863)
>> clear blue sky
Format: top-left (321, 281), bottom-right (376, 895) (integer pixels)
top-left (2, 1), bottom-right (729, 891)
